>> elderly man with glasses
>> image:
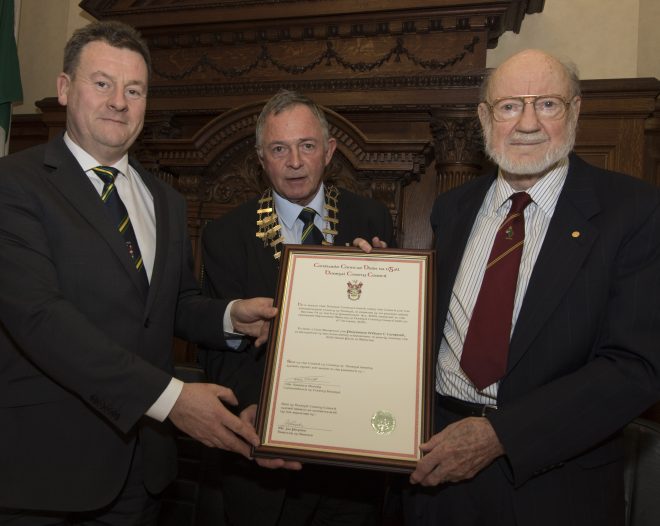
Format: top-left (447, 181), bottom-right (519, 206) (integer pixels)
top-left (402, 49), bottom-right (660, 526)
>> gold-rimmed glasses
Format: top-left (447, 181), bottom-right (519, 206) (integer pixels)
top-left (484, 95), bottom-right (573, 122)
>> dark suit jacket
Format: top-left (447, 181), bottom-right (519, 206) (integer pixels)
top-left (431, 154), bottom-right (660, 525)
top-left (199, 188), bottom-right (394, 525)
top-left (0, 136), bottom-right (229, 512)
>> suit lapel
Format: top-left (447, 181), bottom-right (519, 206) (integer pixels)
top-left (435, 175), bottom-right (495, 339)
top-left (43, 138), bottom-right (149, 302)
top-left (135, 159), bottom-right (169, 314)
top-left (506, 158), bottom-right (600, 374)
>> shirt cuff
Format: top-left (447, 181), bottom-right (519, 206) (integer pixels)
top-left (223, 299), bottom-right (238, 334)
top-left (224, 300), bottom-right (245, 350)
top-left (145, 377), bottom-right (184, 422)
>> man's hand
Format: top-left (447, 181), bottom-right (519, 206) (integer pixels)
top-left (352, 236), bottom-right (388, 253)
top-left (168, 383), bottom-right (259, 458)
top-left (230, 297), bottom-right (277, 347)
top-left (410, 417), bottom-right (504, 486)
top-left (239, 404), bottom-right (303, 471)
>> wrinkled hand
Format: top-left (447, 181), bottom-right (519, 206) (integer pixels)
top-left (351, 236), bottom-right (388, 253)
top-left (230, 297), bottom-right (277, 347)
top-left (169, 383), bottom-right (259, 458)
top-left (240, 404), bottom-right (303, 471)
top-left (410, 417), bottom-right (504, 486)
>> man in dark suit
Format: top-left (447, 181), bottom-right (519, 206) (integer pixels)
top-left (403, 49), bottom-right (660, 525)
top-left (199, 90), bottom-right (394, 525)
top-left (0, 21), bottom-right (277, 525)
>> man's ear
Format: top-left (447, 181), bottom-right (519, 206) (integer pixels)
top-left (477, 102), bottom-right (490, 129)
top-left (56, 73), bottom-right (71, 107)
top-left (571, 96), bottom-right (582, 119)
top-left (324, 137), bottom-right (337, 166)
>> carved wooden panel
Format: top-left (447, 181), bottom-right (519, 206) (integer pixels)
top-left (79, 0), bottom-right (544, 113)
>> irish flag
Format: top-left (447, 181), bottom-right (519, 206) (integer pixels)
top-left (0, 0), bottom-right (22, 156)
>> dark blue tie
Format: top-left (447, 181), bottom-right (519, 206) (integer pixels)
top-left (92, 166), bottom-right (149, 290)
top-left (298, 207), bottom-right (324, 245)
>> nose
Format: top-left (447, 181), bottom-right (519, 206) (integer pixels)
top-left (516, 101), bottom-right (541, 132)
top-left (107, 87), bottom-right (128, 112)
top-left (287, 146), bottom-right (302, 169)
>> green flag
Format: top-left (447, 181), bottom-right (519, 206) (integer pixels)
top-left (0, 0), bottom-right (23, 156)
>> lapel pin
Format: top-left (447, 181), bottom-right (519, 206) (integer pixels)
top-left (571, 231), bottom-right (580, 238)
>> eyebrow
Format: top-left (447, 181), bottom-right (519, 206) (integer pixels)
top-left (267, 137), bottom-right (319, 146)
top-left (88, 70), bottom-right (147, 87)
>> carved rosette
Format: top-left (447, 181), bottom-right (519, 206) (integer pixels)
top-left (431, 107), bottom-right (486, 194)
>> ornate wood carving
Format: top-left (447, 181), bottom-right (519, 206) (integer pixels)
top-left (79, 0), bottom-right (543, 111)
top-left (430, 107), bottom-right (486, 194)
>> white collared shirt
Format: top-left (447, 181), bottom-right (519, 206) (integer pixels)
top-left (436, 158), bottom-right (569, 404)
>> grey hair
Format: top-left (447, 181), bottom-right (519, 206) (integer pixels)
top-left (255, 89), bottom-right (331, 153)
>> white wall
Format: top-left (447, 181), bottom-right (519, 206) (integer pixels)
top-left (638, 0), bottom-right (660, 78)
top-left (14, 0), bottom-right (91, 114)
top-left (488, 0), bottom-right (660, 79)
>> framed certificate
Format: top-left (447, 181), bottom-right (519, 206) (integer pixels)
top-left (253, 245), bottom-right (435, 472)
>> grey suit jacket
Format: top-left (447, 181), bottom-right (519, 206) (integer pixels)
top-left (0, 135), bottom-right (229, 511)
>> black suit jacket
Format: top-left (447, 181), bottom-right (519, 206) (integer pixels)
top-left (198, 188), bottom-right (394, 525)
top-left (431, 154), bottom-right (660, 524)
top-left (0, 136), bottom-right (229, 511)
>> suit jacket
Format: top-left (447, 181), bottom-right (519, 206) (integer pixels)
top-left (0, 135), bottom-right (229, 512)
top-left (431, 153), bottom-right (660, 525)
top-left (198, 188), bottom-right (394, 525)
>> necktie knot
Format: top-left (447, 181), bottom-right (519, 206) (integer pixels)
top-left (509, 192), bottom-right (532, 214)
top-left (92, 166), bottom-right (120, 186)
top-left (298, 207), bottom-right (324, 245)
top-left (298, 207), bottom-right (316, 224)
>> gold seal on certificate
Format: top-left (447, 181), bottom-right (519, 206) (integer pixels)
top-left (371, 410), bottom-right (396, 435)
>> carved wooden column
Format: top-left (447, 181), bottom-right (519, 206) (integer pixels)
top-left (431, 106), bottom-right (486, 195)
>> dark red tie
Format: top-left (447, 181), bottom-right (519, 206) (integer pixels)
top-left (461, 192), bottom-right (532, 390)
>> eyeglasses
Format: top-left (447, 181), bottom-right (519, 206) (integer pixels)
top-left (484, 95), bottom-right (573, 122)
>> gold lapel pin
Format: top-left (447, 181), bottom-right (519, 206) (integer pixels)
top-left (571, 231), bottom-right (580, 238)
